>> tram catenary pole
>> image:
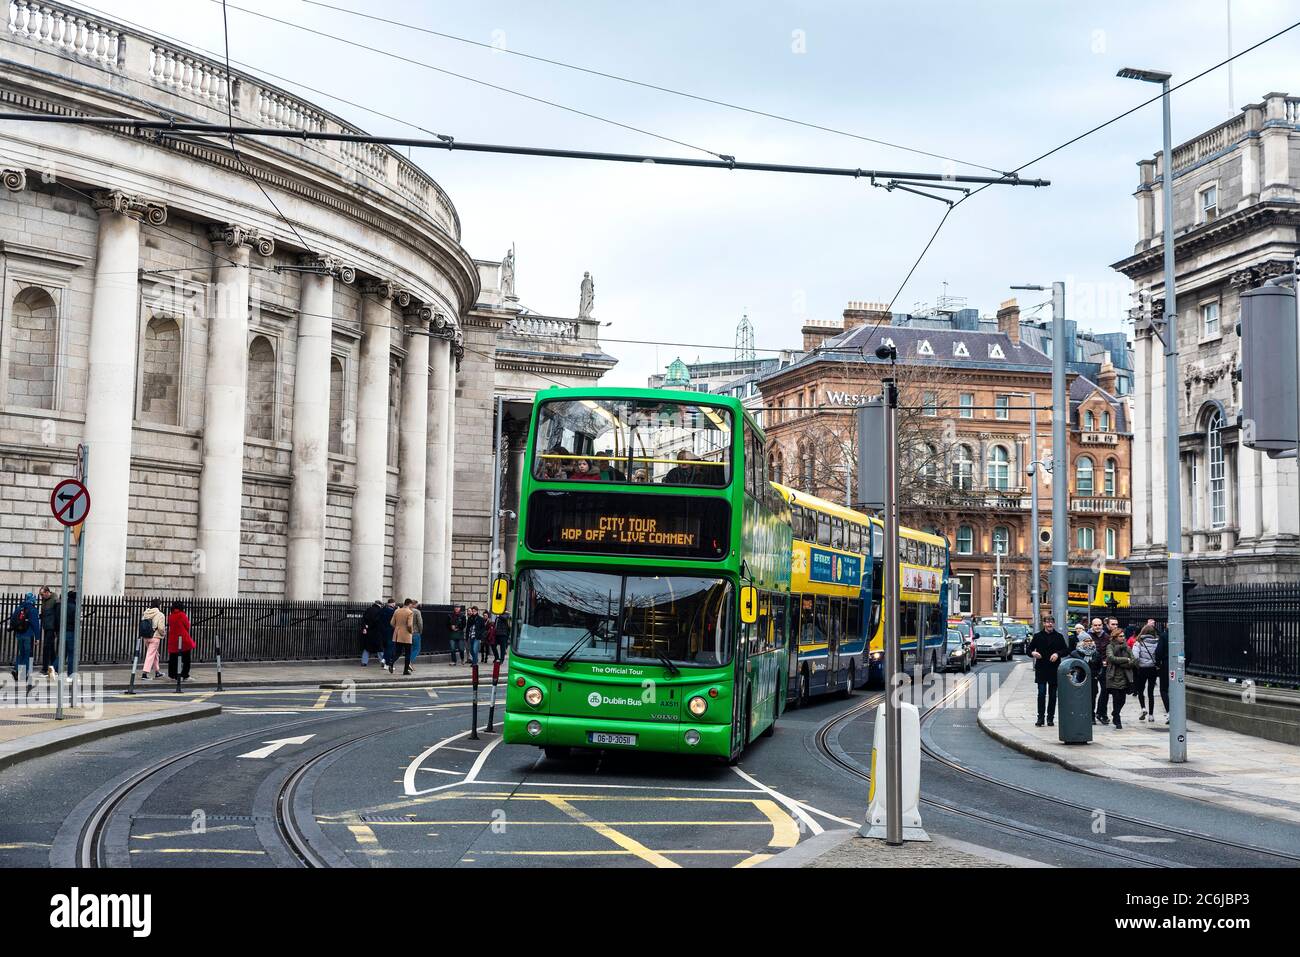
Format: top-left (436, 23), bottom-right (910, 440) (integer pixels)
top-left (881, 373), bottom-right (903, 846)
top-left (1028, 394), bottom-right (1041, 633)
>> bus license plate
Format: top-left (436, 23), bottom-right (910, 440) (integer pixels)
top-left (589, 732), bottom-right (636, 746)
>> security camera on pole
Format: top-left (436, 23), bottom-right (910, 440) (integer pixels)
top-left (856, 343), bottom-right (928, 844)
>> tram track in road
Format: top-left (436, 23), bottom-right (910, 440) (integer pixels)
top-left (73, 702), bottom-right (426, 869)
top-left (812, 668), bottom-right (1300, 867)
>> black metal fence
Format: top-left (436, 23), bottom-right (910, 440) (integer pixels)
top-left (0, 594), bottom-right (455, 666)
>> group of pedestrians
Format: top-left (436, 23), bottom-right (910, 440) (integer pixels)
top-left (1029, 614), bottom-right (1170, 731)
top-left (7, 587), bottom-right (78, 682)
top-left (447, 605), bottom-right (510, 666)
top-left (359, 600), bottom-right (510, 673)
top-left (137, 600), bottom-right (195, 681)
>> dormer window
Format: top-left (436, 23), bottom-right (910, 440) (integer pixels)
top-left (988, 343), bottom-right (1005, 360)
top-left (917, 339), bottom-right (934, 356)
top-left (953, 341), bottom-right (970, 358)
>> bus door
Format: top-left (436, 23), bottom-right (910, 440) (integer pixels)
top-left (825, 596), bottom-right (841, 691)
top-left (732, 602), bottom-right (750, 752)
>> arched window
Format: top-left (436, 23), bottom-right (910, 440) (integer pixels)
top-left (1208, 410), bottom-right (1226, 529)
top-left (1101, 411), bottom-right (1111, 432)
top-left (387, 358), bottom-right (402, 468)
top-left (1084, 410), bottom-right (1095, 431)
top-left (7, 286), bottom-right (57, 409)
top-left (1076, 455), bottom-right (1094, 495)
top-left (986, 445), bottom-right (1010, 491)
top-left (768, 448), bottom-right (783, 484)
top-left (956, 525), bottom-right (974, 555)
top-left (1104, 458), bottom-right (1117, 497)
top-left (328, 356), bottom-right (346, 455)
top-left (992, 525), bottom-right (1010, 555)
top-left (951, 445), bottom-right (974, 490)
top-left (139, 315), bottom-right (181, 426)
top-left (245, 336), bottom-right (276, 441)
top-left (919, 443), bottom-right (937, 482)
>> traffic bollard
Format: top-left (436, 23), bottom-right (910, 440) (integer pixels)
top-left (215, 637), bottom-right (223, 692)
top-left (470, 663), bottom-right (480, 740)
top-left (125, 636), bottom-right (141, 696)
top-left (486, 660), bottom-right (501, 733)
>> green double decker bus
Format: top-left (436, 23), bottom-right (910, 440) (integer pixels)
top-left (497, 387), bottom-right (792, 763)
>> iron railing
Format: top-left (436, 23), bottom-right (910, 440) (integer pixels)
top-left (0, 594), bottom-right (454, 666)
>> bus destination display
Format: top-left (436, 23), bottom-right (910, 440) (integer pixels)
top-left (526, 491), bottom-right (729, 560)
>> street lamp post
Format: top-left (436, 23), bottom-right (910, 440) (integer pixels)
top-left (1119, 66), bottom-right (1186, 763)
top-left (1013, 284), bottom-right (1069, 633)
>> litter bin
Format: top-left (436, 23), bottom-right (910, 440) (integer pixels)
top-left (1057, 657), bottom-right (1093, 745)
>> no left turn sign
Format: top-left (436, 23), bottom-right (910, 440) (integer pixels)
top-left (50, 478), bottom-right (90, 527)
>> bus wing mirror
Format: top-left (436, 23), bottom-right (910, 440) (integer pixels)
top-left (491, 575), bottom-right (510, 616)
top-left (739, 585), bottom-right (758, 625)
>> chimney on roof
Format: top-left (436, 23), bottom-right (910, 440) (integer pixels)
top-left (802, 318), bottom-right (842, 352)
top-left (996, 297), bottom-right (1021, 345)
top-left (842, 300), bottom-right (891, 331)
top-left (1098, 358), bottom-right (1118, 395)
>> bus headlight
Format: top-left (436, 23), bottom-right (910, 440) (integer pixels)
top-left (524, 686), bottom-right (544, 706)
top-left (684, 730), bottom-right (701, 747)
top-left (527, 720), bottom-right (541, 736)
top-left (687, 695), bottom-right (708, 717)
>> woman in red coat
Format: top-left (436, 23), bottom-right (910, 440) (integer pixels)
top-left (166, 600), bottom-right (195, 681)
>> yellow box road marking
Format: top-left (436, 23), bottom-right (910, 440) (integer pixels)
top-left (753, 799), bottom-right (799, 848)
top-left (348, 824), bottom-right (379, 846)
top-left (312, 690), bottom-right (332, 709)
top-left (541, 796), bottom-right (678, 869)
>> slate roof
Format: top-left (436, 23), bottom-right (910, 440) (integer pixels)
top-left (758, 323), bottom-right (1052, 386)
top-left (1070, 374), bottom-right (1129, 432)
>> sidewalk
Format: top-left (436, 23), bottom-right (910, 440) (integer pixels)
top-left (77, 655), bottom-right (505, 691)
top-left (0, 697), bottom-right (220, 771)
top-left (762, 828), bottom-right (1043, 868)
top-left (979, 661), bottom-right (1300, 826)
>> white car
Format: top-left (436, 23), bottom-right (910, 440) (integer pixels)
top-left (973, 624), bottom-right (1012, 662)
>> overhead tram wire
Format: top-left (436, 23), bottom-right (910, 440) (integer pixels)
top-left (212, 0), bottom-right (725, 159)
top-left (0, 112), bottom-right (1048, 186)
top-left (845, 13), bottom-right (1300, 359)
top-left (294, 0), bottom-right (1008, 176)
top-left (218, 0), bottom-right (318, 257)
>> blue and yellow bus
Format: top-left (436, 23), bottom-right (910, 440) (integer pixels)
top-left (774, 484), bottom-right (949, 701)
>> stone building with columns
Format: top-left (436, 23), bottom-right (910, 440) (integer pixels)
top-left (0, 2), bottom-right (475, 602)
top-left (1112, 91), bottom-right (1300, 599)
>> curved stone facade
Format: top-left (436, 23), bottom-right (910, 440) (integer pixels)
top-left (0, 1), bottom-right (477, 600)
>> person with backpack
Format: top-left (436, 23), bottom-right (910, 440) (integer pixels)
top-left (8, 592), bottom-right (39, 681)
top-left (166, 600), bottom-right (195, 681)
top-left (140, 600), bottom-right (166, 679)
top-left (1153, 619), bottom-right (1170, 725)
top-left (49, 589), bottom-right (78, 679)
top-left (1134, 623), bottom-right (1161, 723)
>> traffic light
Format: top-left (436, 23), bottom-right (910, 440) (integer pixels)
top-left (1239, 283), bottom-right (1297, 456)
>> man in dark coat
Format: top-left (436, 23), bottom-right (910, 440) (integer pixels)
top-left (1027, 615), bottom-right (1070, 727)
top-left (359, 600), bottom-right (388, 667)
top-left (1088, 617), bottom-right (1112, 723)
top-left (38, 586), bottom-right (57, 674)
top-left (448, 605), bottom-right (467, 665)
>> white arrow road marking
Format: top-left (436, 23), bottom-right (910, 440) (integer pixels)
top-left (238, 734), bottom-right (316, 759)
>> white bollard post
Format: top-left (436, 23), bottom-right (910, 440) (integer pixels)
top-left (861, 701), bottom-right (930, 842)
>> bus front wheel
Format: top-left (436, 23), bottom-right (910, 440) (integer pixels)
top-left (838, 663), bottom-right (855, 699)
top-left (797, 669), bottom-right (810, 708)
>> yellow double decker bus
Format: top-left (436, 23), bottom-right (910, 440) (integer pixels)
top-left (772, 484), bottom-right (949, 704)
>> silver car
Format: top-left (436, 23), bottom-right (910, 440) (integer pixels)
top-left (973, 624), bottom-right (1012, 661)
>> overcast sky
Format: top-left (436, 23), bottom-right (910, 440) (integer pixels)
top-left (91, 0), bottom-right (1300, 386)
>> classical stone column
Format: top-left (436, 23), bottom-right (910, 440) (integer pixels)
top-left (393, 304), bottom-right (432, 602)
top-left (83, 191), bottom-right (165, 596)
top-left (501, 419), bottom-right (528, 578)
top-left (195, 225), bottom-right (273, 597)
top-left (444, 337), bottom-right (460, 592)
top-left (349, 282), bottom-right (396, 600)
top-left (423, 329), bottom-right (452, 602)
top-left (287, 257), bottom-right (351, 600)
